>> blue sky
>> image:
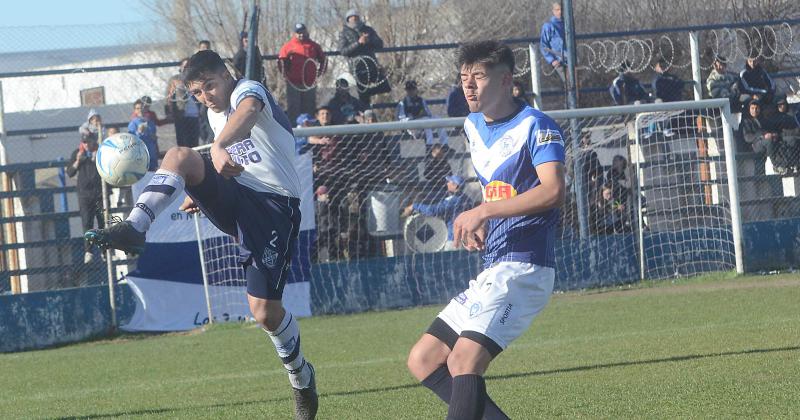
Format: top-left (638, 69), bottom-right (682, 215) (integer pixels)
top-left (0, 0), bottom-right (160, 52)
top-left (0, 0), bottom-right (151, 27)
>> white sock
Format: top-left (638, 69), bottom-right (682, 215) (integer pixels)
top-left (265, 311), bottom-right (312, 389)
top-left (126, 169), bottom-right (185, 233)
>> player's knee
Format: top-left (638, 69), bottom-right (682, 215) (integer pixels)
top-left (163, 146), bottom-right (195, 164)
top-left (446, 349), bottom-right (479, 376)
top-left (406, 344), bottom-right (430, 379)
top-left (250, 302), bottom-right (284, 331)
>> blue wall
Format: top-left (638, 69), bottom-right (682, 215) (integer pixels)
top-left (2, 218), bottom-right (798, 352)
top-left (0, 285), bottom-right (135, 353)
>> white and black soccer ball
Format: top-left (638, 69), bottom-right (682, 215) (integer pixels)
top-left (95, 132), bottom-right (150, 187)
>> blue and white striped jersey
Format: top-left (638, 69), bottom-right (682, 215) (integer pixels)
top-left (465, 104), bottom-right (565, 268)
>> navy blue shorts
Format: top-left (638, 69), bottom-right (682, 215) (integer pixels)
top-left (186, 155), bottom-right (301, 300)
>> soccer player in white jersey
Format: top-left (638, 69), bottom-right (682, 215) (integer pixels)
top-left (85, 50), bottom-right (318, 420)
top-left (407, 41), bottom-right (566, 420)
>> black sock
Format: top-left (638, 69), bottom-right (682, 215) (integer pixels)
top-left (447, 374), bottom-right (486, 420)
top-left (422, 366), bottom-right (509, 420)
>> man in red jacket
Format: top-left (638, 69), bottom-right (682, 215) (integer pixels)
top-left (278, 23), bottom-right (327, 123)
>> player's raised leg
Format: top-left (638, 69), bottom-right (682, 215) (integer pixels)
top-left (84, 146), bottom-right (206, 254)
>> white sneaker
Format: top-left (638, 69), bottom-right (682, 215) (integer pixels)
top-left (84, 252), bottom-right (95, 264)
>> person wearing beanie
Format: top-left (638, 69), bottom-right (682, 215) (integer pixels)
top-left (338, 9), bottom-right (390, 105)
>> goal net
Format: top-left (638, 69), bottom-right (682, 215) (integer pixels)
top-left (194, 98), bottom-right (742, 318)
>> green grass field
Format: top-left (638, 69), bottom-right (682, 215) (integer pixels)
top-left (2, 273), bottom-right (799, 419)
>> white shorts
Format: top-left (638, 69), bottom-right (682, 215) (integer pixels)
top-left (437, 262), bottom-right (555, 352)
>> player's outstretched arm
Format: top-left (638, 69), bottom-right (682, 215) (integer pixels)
top-left (209, 96), bottom-right (263, 177)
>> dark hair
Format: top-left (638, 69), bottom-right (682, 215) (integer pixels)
top-left (182, 50), bottom-right (228, 85)
top-left (315, 105), bottom-right (331, 114)
top-left (133, 99), bottom-right (143, 108)
top-left (512, 80), bottom-right (525, 91)
top-left (198, 40), bottom-right (211, 46)
top-left (457, 41), bottom-right (515, 73)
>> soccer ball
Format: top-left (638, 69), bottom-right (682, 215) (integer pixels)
top-left (95, 132), bottom-right (150, 187)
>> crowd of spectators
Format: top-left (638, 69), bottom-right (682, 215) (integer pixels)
top-left (68, 6), bottom-right (800, 265)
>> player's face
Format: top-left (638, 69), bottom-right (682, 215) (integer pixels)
top-left (460, 63), bottom-right (512, 114)
top-left (187, 71), bottom-right (233, 113)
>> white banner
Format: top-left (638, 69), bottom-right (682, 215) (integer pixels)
top-left (122, 277), bottom-right (311, 331)
top-left (121, 150), bottom-right (316, 332)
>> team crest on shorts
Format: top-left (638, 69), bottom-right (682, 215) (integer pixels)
top-left (454, 293), bottom-right (468, 305)
top-left (261, 246), bottom-right (279, 269)
top-left (469, 302), bottom-right (482, 318)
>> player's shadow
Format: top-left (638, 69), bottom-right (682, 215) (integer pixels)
top-left (51, 345), bottom-right (800, 419)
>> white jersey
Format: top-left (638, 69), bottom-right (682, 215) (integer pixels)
top-left (207, 79), bottom-right (300, 197)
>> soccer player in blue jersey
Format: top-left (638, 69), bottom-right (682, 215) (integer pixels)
top-left (85, 50), bottom-right (318, 420)
top-left (407, 41), bottom-right (566, 420)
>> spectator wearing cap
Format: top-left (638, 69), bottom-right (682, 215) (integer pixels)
top-left (739, 56), bottom-right (775, 105)
top-left (327, 77), bottom-right (366, 125)
top-left (402, 175), bottom-right (471, 250)
top-left (294, 113), bottom-right (316, 156)
top-left (233, 30), bottom-right (265, 83)
top-left (338, 9), bottom-right (389, 106)
top-left (128, 98), bottom-right (162, 171)
top-left (652, 59), bottom-right (685, 102)
top-left (610, 62), bottom-right (648, 105)
top-left (278, 23), bottom-right (328, 123)
top-left (397, 80), bottom-right (448, 146)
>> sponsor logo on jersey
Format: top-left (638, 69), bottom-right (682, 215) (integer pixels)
top-left (469, 302), bottom-right (483, 318)
top-left (535, 129), bottom-right (564, 146)
top-left (454, 292), bottom-right (468, 305)
top-left (499, 304), bottom-right (513, 325)
top-left (226, 139), bottom-right (263, 166)
top-left (483, 181), bottom-right (517, 202)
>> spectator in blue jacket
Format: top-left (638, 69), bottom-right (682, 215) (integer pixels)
top-left (397, 80), bottom-right (448, 145)
top-left (446, 76), bottom-right (469, 117)
top-left (540, 2), bottom-right (566, 86)
top-left (610, 62), bottom-right (648, 105)
top-left (739, 56), bottom-right (775, 104)
top-left (403, 175), bottom-right (471, 250)
top-left (128, 99), bottom-right (159, 171)
top-left (652, 59), bottom-right (685, 102)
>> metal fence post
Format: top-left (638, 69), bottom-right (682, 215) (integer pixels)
top-left (0, 80), bottom-right (22, 294)
top-left (99, 124), bottom-right (117, 330)
top-left (529, 43), bottom-right (544, 110)
top-left (721, 106), bottom-right (745, 274)
top-left (194, 213), bottom-right (213, 325)
top-left (245, 0), bottom-right (260, 81)
top-left (689, 31), bottom-right (703, 101)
